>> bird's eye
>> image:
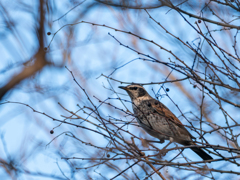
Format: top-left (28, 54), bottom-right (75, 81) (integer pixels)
top-left (130, 87), bottom-right (138, 90)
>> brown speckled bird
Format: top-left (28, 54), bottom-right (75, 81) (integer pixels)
top-left (119, 84), bottom-right (212, 160)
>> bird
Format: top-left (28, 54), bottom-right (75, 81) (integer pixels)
top-left (119, 84), bottom-right (212, 160)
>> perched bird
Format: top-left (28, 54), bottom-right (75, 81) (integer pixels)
top-left (119, 84), bottom-right (212, 160)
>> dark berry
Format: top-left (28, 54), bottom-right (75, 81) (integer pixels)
top-left (107, 154), bottom-right (110, 158)
top-left (198, 19), bottom-right (201, 23)
top-left (47, 32), bottom-right (51, 35)
top-left (193, 85), bottom-right (197, 88)
top-left (50, 130), bottom-right (54, 134)
top-left (44, 47), bottom-right (48, 51)
top-left (166, 88), bottom-right (169, 92)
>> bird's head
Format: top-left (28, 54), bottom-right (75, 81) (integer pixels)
top-left (118, 84), bottom-right (150, 100)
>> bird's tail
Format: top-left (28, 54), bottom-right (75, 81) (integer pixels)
top-left (190, 147), bottom-right (213, 160)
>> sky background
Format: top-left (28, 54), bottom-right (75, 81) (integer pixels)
top-left (0, 0), bottom-right (240, 179)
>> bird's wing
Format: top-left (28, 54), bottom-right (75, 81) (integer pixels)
top-left (150, 99), bottom-right (182, 125)
top-left (150, 99), bottom-right (195, 140)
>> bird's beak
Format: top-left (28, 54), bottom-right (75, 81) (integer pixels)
top-left (118, 86), bottom-right (128, 91)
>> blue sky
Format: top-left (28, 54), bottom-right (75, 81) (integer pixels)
top-left (0, 0), bottom-right (240, 179)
